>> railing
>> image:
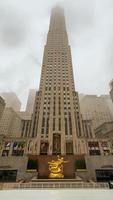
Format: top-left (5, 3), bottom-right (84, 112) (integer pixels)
top-left (0, 182), bottom-right (109, 190)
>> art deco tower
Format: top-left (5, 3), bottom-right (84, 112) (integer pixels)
top-left (30, 7), bottom-right (83, 155)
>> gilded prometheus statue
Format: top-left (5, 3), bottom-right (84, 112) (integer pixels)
top-left (48, 156), bottom-right (68, 179)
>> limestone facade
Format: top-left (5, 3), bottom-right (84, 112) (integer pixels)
top-left (0, 96), bottom-right (5, 120)
top-left (110, 80), bottom-right (113, 102)
top-left (0, 108), bottom-right (21, 138)
top-left (79, 95), bottom-right (113, 129)
top-left (30, 7), bottom-right (84, 155)
top-left (95, 121), bottom-right (113, 139)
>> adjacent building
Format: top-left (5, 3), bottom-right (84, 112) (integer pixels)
top-left (26, 89), bottom-right (36, 114)
top-left (79, 95), bottom-right (113, 129)
top-left (0, 96), bottom-right (5, 120)
top-left (18, 111), bottom-right (32, 138)
top-left (1, 92), bottom-right (21, 112)
top-left (0, 107), bottom-right (21, 138)
top-left (110, 80), bottom-right (113, 102)
top-left (95, 121), bottom-right (113, 139)
top-left (100, 95), bottom-right (113, 119)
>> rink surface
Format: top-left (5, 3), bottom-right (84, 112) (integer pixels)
top-left (0, 189), bottom-right (113, 200)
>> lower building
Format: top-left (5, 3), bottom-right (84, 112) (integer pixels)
top-left (18, 112), bottom-right (32, 138)
top-left (0, 92), bottom-right (21, 112)
top-left (0, 135), bottom-right (113, 182)
top-left (95, 121), bottom-right (113, 139)
top-left (110, 80), bottom-right (113, 102)
top-left (25, 89), bottom-right (36, 114)
top-left (79, 95), bottom-right (113, 129)
top-left (0, 107), bottom-right (21, 138)
top-left (0, 96), bottom-right (6, 120)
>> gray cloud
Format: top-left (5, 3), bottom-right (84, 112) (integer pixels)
top-left (0, 6), bottom-right (28, 47)
top-left (64, 0), bottom-right (95, 34)
top-left (1, 19), bottom-right (25, 47)
top-left (104, 40), bottom-right (113, 75)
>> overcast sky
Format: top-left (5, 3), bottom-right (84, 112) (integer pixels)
top-left (0, 0), bottom-right (113, 110)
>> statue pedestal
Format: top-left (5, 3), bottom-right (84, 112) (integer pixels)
top-left (49, 173), bottom-right (64, 179)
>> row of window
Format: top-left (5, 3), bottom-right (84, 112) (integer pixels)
top-left (44, 96), bottom-right (70, 100)
top-left (45, 86), bottom-right (70, 91)
top-left (47, 51), bottom-right (68, 54)
top-left (44, 92), bottom-right (70, 95)
top-left (41, 114), bottom-right (73, 135)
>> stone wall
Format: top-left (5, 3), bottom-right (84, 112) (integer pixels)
top-left (85, 155), bottom-right (113, 181)
top-left (0, 155), bottom-right (113, 182)
top-left (0, 156), bottom-right (28, 181)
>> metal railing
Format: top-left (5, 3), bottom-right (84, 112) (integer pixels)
top-left (0, 182), bottom-right (109, 190)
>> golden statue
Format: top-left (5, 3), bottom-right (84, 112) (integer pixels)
top-left (48, 156), bottom-right (68, 179)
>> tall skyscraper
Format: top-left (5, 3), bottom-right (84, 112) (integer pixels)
top-left (30, 7), bottom-right (83, 155)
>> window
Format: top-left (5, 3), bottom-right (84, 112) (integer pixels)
top-left (53, 118), bottom-right (55, 131)
top-left (27, 159), bottom-right (38, 171)
top-left (65, 118), bottom-right (68, 135)
top-left (69, 115), bottom-right (72, 135)
top-left (75, 159), bottom-right (86, 170)
top-left (59, 118), bottom-right (61, 131)
top-left (66, 142), bottom-right (73, 155)
top-left (46, 118), bottom-right (49, 134)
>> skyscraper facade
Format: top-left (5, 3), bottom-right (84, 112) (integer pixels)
top-left (30, 7), bottom-right (83, 155)
top-left (0, 96), bottom-right (5, 120)
top-left (110, 80), bottom-right (113, 102)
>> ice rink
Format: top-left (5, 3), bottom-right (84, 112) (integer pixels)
top-left (0, 189), bottom-right (113, 200)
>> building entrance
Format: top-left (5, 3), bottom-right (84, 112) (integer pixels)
top-left (96, 169), bottom-right (113, 182)
top-left (0, 170), bottom-right (17, 182)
